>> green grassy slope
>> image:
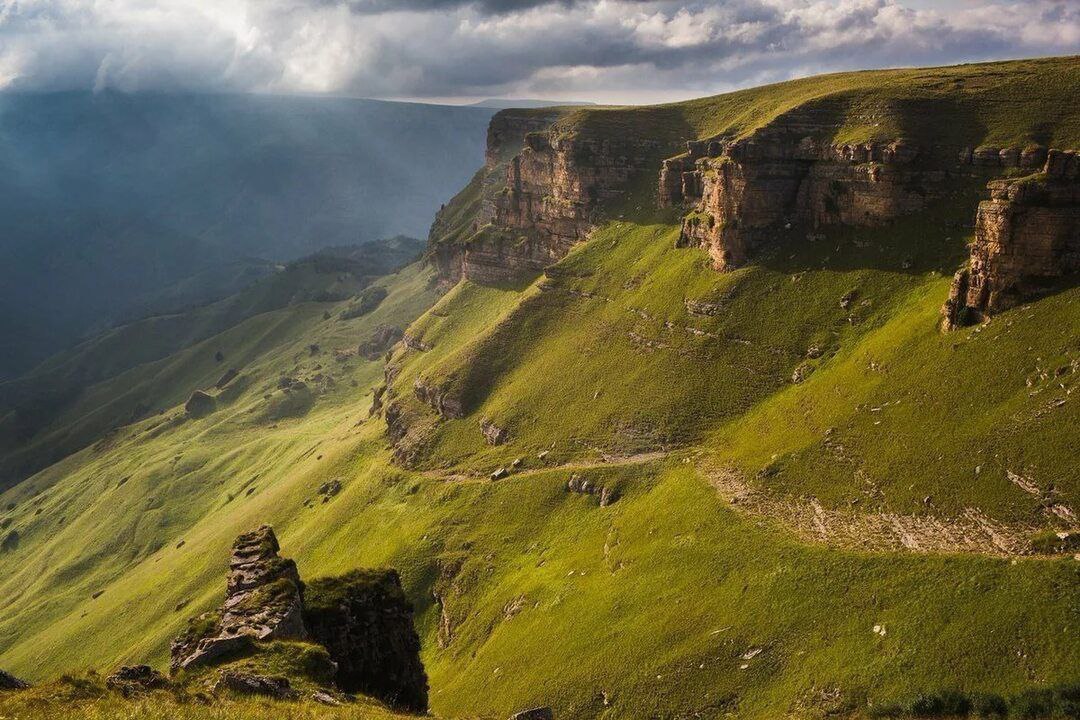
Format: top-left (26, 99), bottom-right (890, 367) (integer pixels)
top-left (0, 241), bottom-right (422, 490)
top-left (1, 57), bottom-right (1078, 720)
top-left (553, 56), bottom-right (1080, 149)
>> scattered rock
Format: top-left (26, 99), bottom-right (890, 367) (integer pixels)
top-left (511, 457), bottom-right (524, 468)
top-left (537, 450), bottom-right (550, 461)
top-left (184, 390), bottom-right (216, 418)
top-left (0, 669), bottom-right (29, 690)
top-left (490, 468), bottom-right (509, 481)
top-left (359, 325), bottom-right (404, 360)
top-left (214, 671), bottom-right (298, 700)
top-left (567, 474), bottom-right (618, 506)
top-left (214, 351), bottom-right (225, 363)
top-left (839, 290), bottom-right (858, 310)
top-left (481, 418), bottom-right (510, 445)
top-left (312, 690), bottom-right (344, 706)
top-left (791, 362), bottom-right (813, 384)
top-left (317, 478), bottom-right (342, 502)
top-left (105, 665), bottom-right (170, 697)
top-left (510, 707), bottom-right (554, 720)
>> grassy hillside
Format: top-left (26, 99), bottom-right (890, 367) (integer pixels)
top-left (1, 57), bottom-right (1078, 720)
top-left (0, 91), bottom-right (492, 379)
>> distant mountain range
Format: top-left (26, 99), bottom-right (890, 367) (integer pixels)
top-left (0, 91), bottom-right (493, 379)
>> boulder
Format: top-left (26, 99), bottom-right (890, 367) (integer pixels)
top-left (304, 570), bottom-right (428, 712)
top-left (480, 418), bottom-right (510, 445)
top-left (510, 708), bottom-right (554, 720)
top-left (0, 669), bottom-right (29, 690)
top-left (214, 671), bottom-right (298, 700)
top-left (105, 665), bottom-right (170, 697)
top-left (184, 390), bottom-right (216, 418)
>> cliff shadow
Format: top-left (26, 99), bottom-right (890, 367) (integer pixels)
top-left (748, 177), bottom-right (988, 277)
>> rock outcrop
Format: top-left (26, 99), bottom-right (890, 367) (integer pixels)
top-left (432, 109), bottom-right (670, 284)
top-left (214, 671), bottom-right (298, 700)
top-left (942, 150), bottom-right (1080, 329)
top-left (304, 570), bottom-right (429, 712)
top-left (660, 108), bottom-right (950, 270)
top-left (358, 324), bottom-right (403, 360)
top-left (567, 473), bottom-right (618, 506)
top-left (510, 708), bottom-right (555, 720)
top-left (184, 390), bottom-right (216, 417)
top-left (0, 669), bottom-right (29, 690)
top-left (170, 526), bottom-right (428, 712)
top-left (170, 526), bottom-right (307, 673)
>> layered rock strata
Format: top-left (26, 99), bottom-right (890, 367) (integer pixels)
top-left (170, 526), bottom-right (429, 712)
top-left (660, 129), bottom-right (949, 270)
top-left (942, 150), bottom-right (1080, 328)
top-left (433, 109), bottom-right (668, 284)
top-left (170, 526), bottom-right (307, 672)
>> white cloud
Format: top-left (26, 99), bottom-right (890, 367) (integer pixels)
top-left (0, 0), bottom-right (1075, 103)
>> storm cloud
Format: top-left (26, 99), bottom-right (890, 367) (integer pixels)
top-left (0, 0), bottom-right (1077, 103)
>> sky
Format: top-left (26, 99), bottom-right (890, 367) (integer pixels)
top-left (0, 0), bottom-right (1077, 105)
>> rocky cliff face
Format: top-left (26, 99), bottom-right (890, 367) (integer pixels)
top-left (658, 104), bottom-right (966, 270)
top-left (433, 109), bottom-right (668, 284)
top-left (942, 150), bottom-right (1080, 329)
top-left (304, 570), bottom-right (428, 712)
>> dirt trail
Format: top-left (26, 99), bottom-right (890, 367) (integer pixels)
top-left (706, 465), bottom-right (1078, 557)
top-left (419, 450), bottom-right (669, 484)
top-left (419, 450), bottom-right (1076, 557)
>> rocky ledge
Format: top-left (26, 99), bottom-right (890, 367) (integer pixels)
top-left (659, 116), bottom-right (950, 270)
top-left (942, 150), bottom-right (1080, 329)
top-left (170, 525), bottom-right (428, 711)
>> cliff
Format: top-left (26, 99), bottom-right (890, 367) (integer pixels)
top-left (942, 150), bottom-right (1080, 329)
top-left (429, 108), bottom-right (675, 284)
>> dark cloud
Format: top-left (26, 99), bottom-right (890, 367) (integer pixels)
top-left (0, 0), bottom-right (1076, 103)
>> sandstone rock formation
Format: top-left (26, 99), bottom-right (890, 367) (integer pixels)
top-left (170, 525), bottom-right (307, 672)
top-left (942, 150), bottom-right (1080, 329)
top-left (659, 110), bottom-right (947, 270)
top-left (304, 569), bottom-right (428, 712)
top-left (0, 669), bottom-right (28, 690)
top-left (432, 109), bottom-right (670, 284)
